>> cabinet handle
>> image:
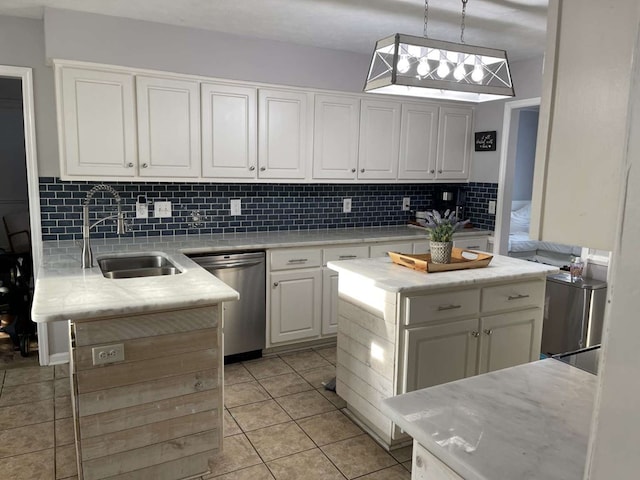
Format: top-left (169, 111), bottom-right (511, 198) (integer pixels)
top-left (260, 166), bottom-right (266, 171)
top-left (360, 168), bottom-right (365, 173)
top-left (437, 304), bottom-right (462, 311)
top-left (508, 294), bottom-right (530, 301)
top-left (467, 245), bottom-right (480, 249)
top-left (273, 282), bottom-right (279, 287)
top-left (339, 255), bottom-right (358, 260)
top-left (127, 162), bottom-right (134, 168)
top-left (471, 331), bottom-right (480, 338)
top-left (287, 258), bottom-right (308, 264)
top-left (249, 165), bottom-right (256, 171)
top-left (484, 329), bottom-right (493, 335)
top-left (351, 168), bottom-right (356, 173)
top-left (142, 163), bottom-right (148, 168)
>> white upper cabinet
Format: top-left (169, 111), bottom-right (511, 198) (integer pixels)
top-left (312, 95), bottom-right (360, 180)
top-left (436, 106), bottom-right (472, 180)
top-left (201, 83), bottom-right (257, 179)
top-left (258, 89), bottom-right (309, 179)
top-left (136, 76), bottom-right (201, 178)
top-left (398, 103), bottom-right (439, 180)
top-left (358, 99), bottom-right (401, 180)
top-left (58, 67), bottom-right (137, 177)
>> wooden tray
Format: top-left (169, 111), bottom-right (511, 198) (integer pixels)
top-left (388, 248), bottom-right (493, 273)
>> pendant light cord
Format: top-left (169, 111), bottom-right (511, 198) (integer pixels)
top-left (423, 0), bottom-right (429, 38)
top-left (460, 0), bottom-right (468, 43)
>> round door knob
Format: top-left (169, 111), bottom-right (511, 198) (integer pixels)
top-left (249, 166), bottom-right (256, 171)
top-left (351, 168), bottom-right (356, 173)
top-left (260, 166), bottom-right (266, 171)
top-left (127, 162), bottom-right (134, 168)
top-left (273, 282), bottom-right (279, 287)
top-left (142, 163), bottom-right (148, 168)
top-left (360, 168), bottom-right (365, 173)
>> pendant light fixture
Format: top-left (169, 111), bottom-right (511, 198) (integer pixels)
top-left (364, 0), bottom-right (515, 102)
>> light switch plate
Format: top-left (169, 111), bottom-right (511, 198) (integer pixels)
top-left (92, 343), bottom-right (125, 366)
top-left (136, 202), bottom-right (148, 218)
top-left (402, 197), bottom-right (411, 211)
top-left (343, 198), bottom-right (352, 213)
top-left (154, 201), bottom-right (172, 218)
top-left (230, 199), bottom-right (241, 216)
top-left (488, 200), bottom-right (496, 215)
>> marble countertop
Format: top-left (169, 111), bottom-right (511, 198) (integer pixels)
top-left (33, 226), bottom-right (491, 323)
top-left (327, 254), bottom-right (558, 293)
top-left (381, 359), bottom-right (597, 480)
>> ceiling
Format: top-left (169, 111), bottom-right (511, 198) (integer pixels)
top-left (0, 0), bottom-right (548, 61)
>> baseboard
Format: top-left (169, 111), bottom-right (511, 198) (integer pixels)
top-left (48, 352), bottom-right (70, 365)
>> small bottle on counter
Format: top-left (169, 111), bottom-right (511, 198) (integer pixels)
top-left (570, 256), bottom-right (584, 281)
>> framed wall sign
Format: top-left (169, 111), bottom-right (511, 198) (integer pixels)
top-left (474, 131), bottom-right (497, 151)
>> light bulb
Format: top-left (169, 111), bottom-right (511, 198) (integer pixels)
top-left (397, 55), bottom-right (411, 74)
top-left (416, 58), bottom-right (430, 77)
top-left (453, 63), bottom-right (466, 81)
top-left (436, 60), bottom-right (450, 78)
top-left (471, 58), bottom-right (484, 83)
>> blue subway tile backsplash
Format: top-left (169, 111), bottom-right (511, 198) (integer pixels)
top-left (39, 178), bottom-right (498, 241)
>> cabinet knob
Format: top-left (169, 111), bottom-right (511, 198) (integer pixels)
top-left (249, 165), bottom-right (256, 171)
top-left (438, 169), bottom-right (443, 174)
top-left (351, 168), bottom-right (356, 173)
top-left (260, 166), bottom-right (266, 171)
top-left (273, 282), bottom-right (279, 287)
top-left (194, 381), bottom-right (203, 390)
top-left (127, 162), bottom-right (134, 168)
top-left (142, 163), bottom-right (148, 168)
top-left (484, 329), bottom-right (493, 335)
top-left (471, 331), bottom-right (480, 338)
top-left (430, 169), bottom-right (435, 174)
top-left (415, 456), bottom-right (424, 468)
top-left (360, 168), bottom-right (365, 173)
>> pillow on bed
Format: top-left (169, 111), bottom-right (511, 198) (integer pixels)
top-left (510, 203), bottom-right (531, 233)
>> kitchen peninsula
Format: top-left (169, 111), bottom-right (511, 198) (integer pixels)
top-left (327, 254), bottom-right (558, 449)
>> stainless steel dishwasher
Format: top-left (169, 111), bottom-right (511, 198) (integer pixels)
top-left (189, 251), bottom-right (265, 362)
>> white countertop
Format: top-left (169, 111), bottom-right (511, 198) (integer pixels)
top-left (33, 226), bottom-right (490, 323)
top-left (381, 359), bottom-right (597, 480)
top-left (327, 254), bottom-right (558, 293)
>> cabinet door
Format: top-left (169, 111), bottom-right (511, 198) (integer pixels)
top-left (402, 318), bottom-right (478, 393)
top-left (358, 99), bottom-right (400, 180)
top-left (453, 236), bottom-right (488, 251)
top-left (478, 308), bottom-right (542, 374)
top-left (313, 95), bottom-right (359, 180)
top-left (436, 106), bottom-right (472, 180)
top-left (413, 241), bottom-right (431, 254)
top-left (258, 89), bottom-right (309, 179)
top-left (136, 75), bottom-right (201, 177)
top-left (270, 269), bottom-right (321, 344)
top-left (322, 268), bottom-right (339, 336)
top-left (370, 242), bottom-right (413, 258)
top-left (201, 83), bottom-right (257, 179)
top-left (398, 103), bottom-right (438, 180)
top-left (59, 67), bottom-right (136, 177)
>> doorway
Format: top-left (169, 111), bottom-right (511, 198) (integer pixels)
top-left (0, 66), bottom-right (44, 365)
top-left (494, 97), bottom-right (541, 256)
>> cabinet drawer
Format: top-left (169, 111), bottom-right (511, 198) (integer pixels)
top-left (323, 245), bottom-right (369, 265)
top-left (370, 242), bottom-right (413, 258)
top-left (481, 281), bottom-right (545, 313)
top-left (453, 236), bottom-right (488, 251)
top-left (405, 289), bottom-right (480, 325)
top-left (270, 248), bottom-right (322, 270)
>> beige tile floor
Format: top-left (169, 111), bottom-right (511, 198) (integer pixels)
top-left (0, 346), bottom-right (412, 480)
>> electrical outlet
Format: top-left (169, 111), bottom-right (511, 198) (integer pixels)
top-left (92, 343), bottom-right (125, 366)
top-left (343, 198), bottom-right (352, 213)
top-left (136, 195), bottom-right (148, 219)
top-left (488, 200), bottom-right (497, 215)
top-left (154, 201), bottom-right (172, 218)
top-left (402, 197), bottom-right (411, 211)
top-left (230, 199), bottom-right (242, 216)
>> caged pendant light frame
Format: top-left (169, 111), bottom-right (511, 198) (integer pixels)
top-left (364, 0), bottom-right (515, 103)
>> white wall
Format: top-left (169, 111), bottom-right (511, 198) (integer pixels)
top-left (0, 16), bottom-right (57, 178)
top-left (470, 56), bottom-right (543, 183)
top-left (512, 109), bottom-right (539, 200)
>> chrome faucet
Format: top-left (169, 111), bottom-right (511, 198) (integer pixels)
top-left (81, 184), bottom-right (126, 268)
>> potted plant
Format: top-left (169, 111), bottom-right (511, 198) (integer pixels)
top-left (424, 210), bottom-right (469, 264)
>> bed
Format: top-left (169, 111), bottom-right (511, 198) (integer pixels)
top-left (508, 201), bottom-right (582, 267)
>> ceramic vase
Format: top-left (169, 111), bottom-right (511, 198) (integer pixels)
top-left (430, 241), bottom-right (453, 264)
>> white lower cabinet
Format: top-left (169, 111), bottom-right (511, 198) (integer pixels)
top-left (412, 441), bottom-right (464, 480)
top-left (270, 269), bottom-right (322, 344)
top-left (322, 268), bottom-right (339, 336)
top-left (453, 236), bottom-right (489, 251)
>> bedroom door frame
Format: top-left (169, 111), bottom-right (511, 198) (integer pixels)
top-left (494, 97), bottom-right (541, 255)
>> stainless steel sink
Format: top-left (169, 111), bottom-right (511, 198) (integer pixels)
top-left (98, 254), bottom-right (182, 279)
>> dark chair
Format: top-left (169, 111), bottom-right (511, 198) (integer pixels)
top-left (0, 253), bottom-right (34, 356)
top-left (3, 211), bottom-right (31, 255)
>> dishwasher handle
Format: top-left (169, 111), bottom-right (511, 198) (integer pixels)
top-left (201, 259), bottom-right (264, 270)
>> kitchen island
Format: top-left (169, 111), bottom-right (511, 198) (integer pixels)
top-left (380, 359), bottom-right (597, 479)
top-left (327, 254), bottom-right (558, 449)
